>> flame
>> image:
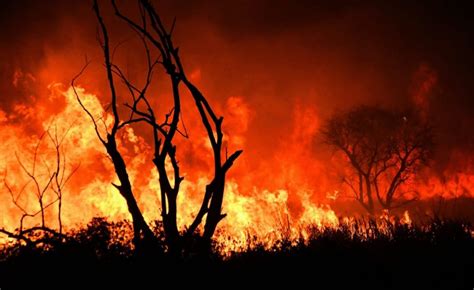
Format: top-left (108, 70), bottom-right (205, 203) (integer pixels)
top-left (0, 85), bottom-right (337, 238)
top-left (1, 1), bottom-right (473, 256)
top-left (401, 210), bottom-right (412, 225)
top-left (0, 80), bottom-right (473, 251)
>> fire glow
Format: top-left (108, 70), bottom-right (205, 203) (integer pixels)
top-left (1, 0), bottom-right (473, 253)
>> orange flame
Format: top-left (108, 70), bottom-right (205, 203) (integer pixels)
top-left (0, 80), bottom-right (473, 250)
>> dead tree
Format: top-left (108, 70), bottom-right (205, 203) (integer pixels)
top-left (73, 1), bottom-right (156, 249)
top-left (75, 0), bottom-right (242, 254)
top-left (113, 0), bottom-right (243, 252)
top-left (0, 125), bottom-right (78, 243)
top-left (47, 125), bottom-right (80, 234)
top-left (322, 106), bottom-right (433, 214)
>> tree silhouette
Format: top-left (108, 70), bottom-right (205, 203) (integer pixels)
top-left (322, 106), bottom-right (433, 214)
top-left (0, 124), bottom-right (78, 244)
top-left (74, 0), bottom-right (242, 254)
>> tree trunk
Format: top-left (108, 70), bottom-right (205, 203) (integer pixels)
top-left (163, 195), bottom-right (181, 256)
top-left (155, 158), bottom-right (181, 256)
top-left (105, 136), bottom-right (154, 247)
top-left (364, 175), bottom-right (375, 215)
top-left (202, 175), bottom-right (226, 250)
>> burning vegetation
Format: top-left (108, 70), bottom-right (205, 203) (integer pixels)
top-left (0, 0), bottom-right (473, 287)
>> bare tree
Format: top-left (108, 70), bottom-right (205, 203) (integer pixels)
top-left (47, 125), bottom-right (80, 234)
top-left (73, 1), bottom-right (156, 250)
top-left (0, 125), bottom-right (78, 243)
top-left (322, 106), bottom-right (433, 214)
top-left (74, 0), bottom-right (242, 254)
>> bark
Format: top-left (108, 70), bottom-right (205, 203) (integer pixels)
top-left (106, 136), bottom-right (154, 247)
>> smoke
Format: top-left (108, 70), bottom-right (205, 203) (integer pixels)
top-left (1, 0), bottom-right (474, 230)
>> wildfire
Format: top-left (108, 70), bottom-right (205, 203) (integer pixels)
top-left (0, 84), bottom-right (338, 245)
top-left (1, 81), bottom-right (472, 252)
top-left (0, 0), bottom-right (473, 248)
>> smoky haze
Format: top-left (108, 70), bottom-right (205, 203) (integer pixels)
top-left (1, 0), bottom-right (474, 200)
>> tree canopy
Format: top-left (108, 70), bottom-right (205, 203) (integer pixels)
top-left (322, 105), bottom-right (434, 214)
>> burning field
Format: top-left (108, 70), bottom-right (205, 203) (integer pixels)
top-left (0, 0), bottom-right (473, 287)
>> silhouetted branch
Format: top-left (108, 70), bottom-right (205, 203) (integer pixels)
top-left (82, 0), bottom-right (243, 254)
top-left (322, 106), bottom-right (433, 214)
top-left (85, 0), bottom-right (155, 248)
top-left (3, 124), bottom-right (78, 236)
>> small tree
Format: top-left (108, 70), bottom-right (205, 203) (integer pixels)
top-left (322, 105), bottom-right (433, 214)
top-left (1, 125), bottom-right (78, 244)
top-left (74, 0), bottom-right (242, 254)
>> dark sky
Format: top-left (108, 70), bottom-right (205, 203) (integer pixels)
top-left (1, 0), bottom-right (474, 175)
